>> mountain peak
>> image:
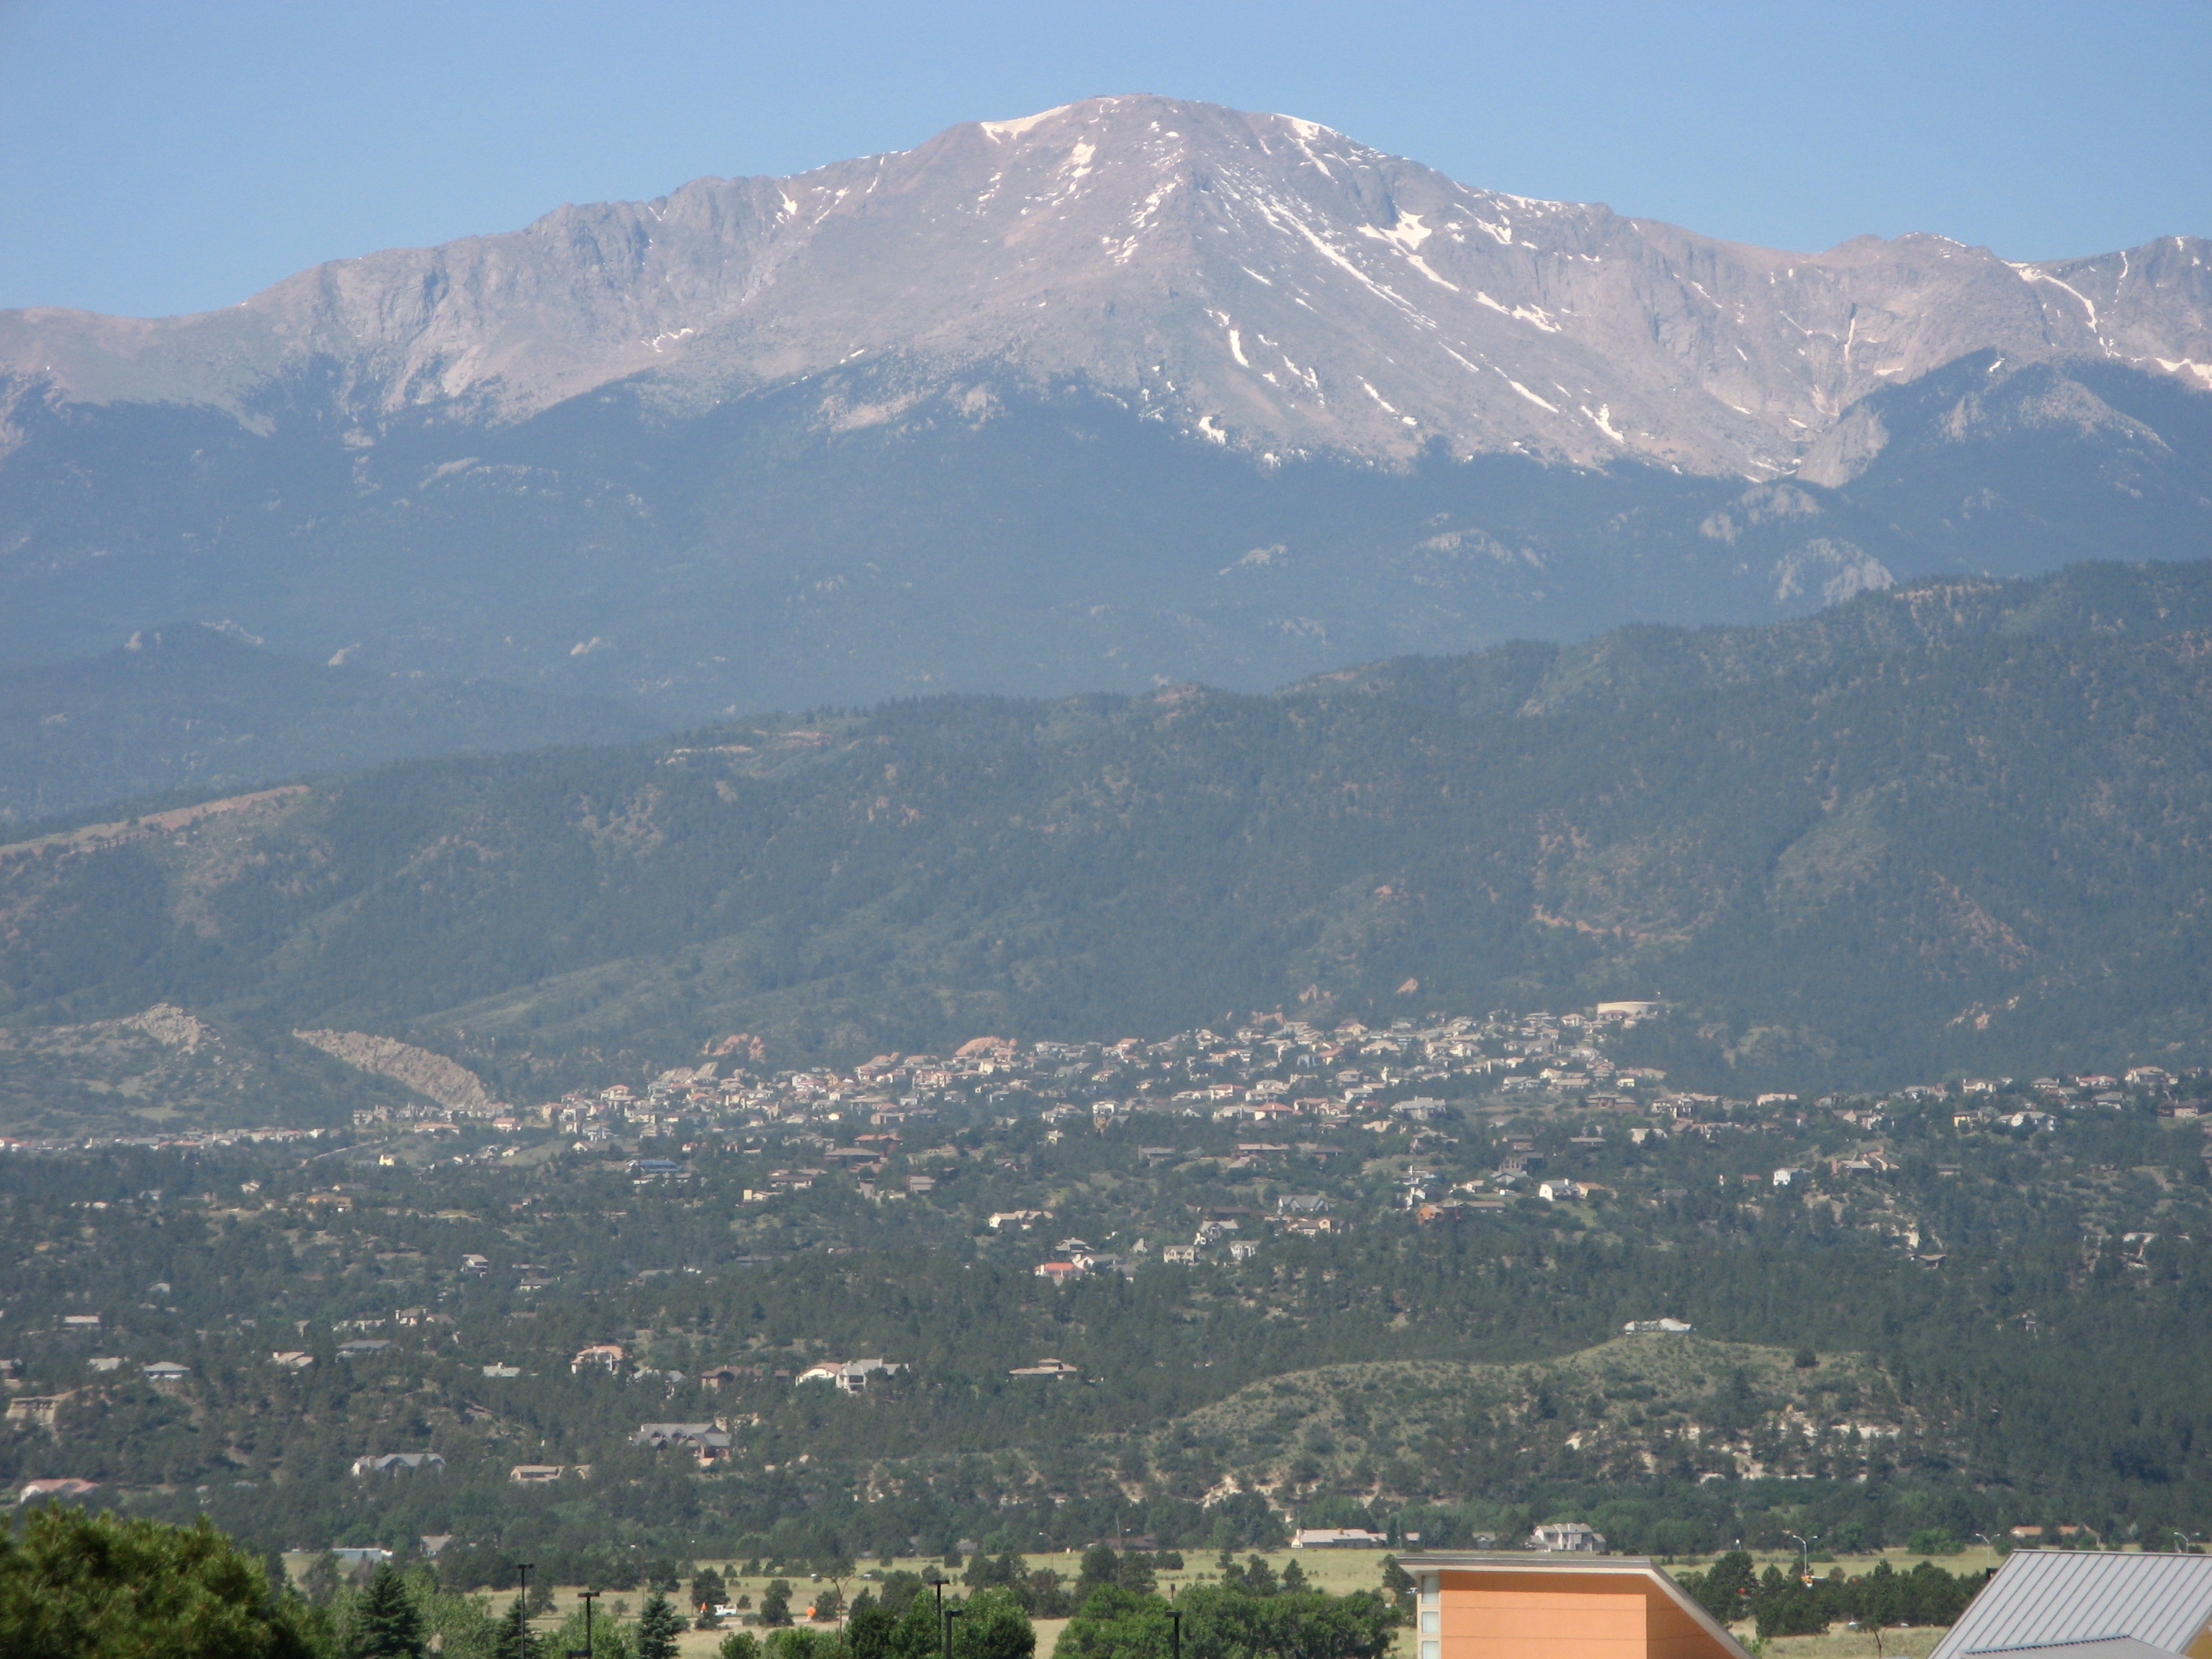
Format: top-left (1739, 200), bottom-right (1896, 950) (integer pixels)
top-left (1, 96), bottom-right (2206, 475)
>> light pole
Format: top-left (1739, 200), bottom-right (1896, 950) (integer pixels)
top-left (1786, 1535), bottom-right (1814, 1582)
top-left (516, 1563), bottom-right (534, 1609)
top-left (1169, 1607), bottom-right (1182, 1659)
top-left (571, 1589), bottom-right (599, 1659)
top-left (945, 1604), bottom-right (965, 1659)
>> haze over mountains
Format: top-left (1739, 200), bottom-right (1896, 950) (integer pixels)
top-left (1, 95), bottom-right (2207, 722)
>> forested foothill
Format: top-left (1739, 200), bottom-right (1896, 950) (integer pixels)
top-left (4, 557), bottom-right (2212, 1642)
top-left (4, 558), bottom-right (2212, 1125)
top-left (2, 1025), bottom-right (2208, 1577)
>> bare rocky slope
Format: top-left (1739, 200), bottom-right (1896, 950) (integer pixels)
top-left (3, 95), bottom-right (2206, 477)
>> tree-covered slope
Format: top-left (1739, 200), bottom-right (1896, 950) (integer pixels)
top-left (2, 560), bottom-right (2209, 1092)
top-left (1, 353), bottom-right (2203, 719)
top-left (0, 624), bottom-right (666, 826)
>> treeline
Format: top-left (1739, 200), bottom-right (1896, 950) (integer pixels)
top-left (0, 1506), bottom-right (1403, 1659)
top-left (1676, 1550), bottom-right (1990, 1637)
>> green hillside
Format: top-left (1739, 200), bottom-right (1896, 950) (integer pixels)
top-left (3, 559), bottom-right (2211, 1097)
top-left (1126, 1336), bottom-right (1906, 1496)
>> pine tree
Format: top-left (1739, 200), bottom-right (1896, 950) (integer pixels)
top-left (637, 1588), bottom-right (684, 1659)
top-left (352, 1564), bottom-right (427, 1659)
top-left (495, 1594), bottom-right (538, 1659)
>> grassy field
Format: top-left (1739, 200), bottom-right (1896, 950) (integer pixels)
top-left (482, 1548), bottom-right (1412, 1657)
top-left (297, 1542), bottom-right (2006, 1658)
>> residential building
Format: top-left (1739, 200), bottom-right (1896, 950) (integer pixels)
top-left (1292, 1528), bottom-right (1390, 1548)
top-left (571, 1343), bottom-right (626, 1373)
top-left (351, 1452), bottom-right (446, 1478)
top-left (19, 1478), bottom-right (99, 1503)
top-left (5, 1394), bottom-right (71, 1430)
top-left (795, 1358), bottom-right (904, 1393)
top-left (631, 1422), bottom-right (731, 1460)
top-left (1531, 1523), bottom-right (1608, 1552)
top-left (1008, 1358), bottom-right (1082, 1378)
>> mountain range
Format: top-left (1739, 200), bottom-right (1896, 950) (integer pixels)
top-left (4, 558), bottom-right (2208, 1117)
top-left (1, 95), bottom-right (2207, 716)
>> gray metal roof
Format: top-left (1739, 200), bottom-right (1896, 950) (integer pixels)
top-left (1962, 1637), bottom-right (2181, 1659)
top-left (1930, 1552), bottom-right (2212, 1659)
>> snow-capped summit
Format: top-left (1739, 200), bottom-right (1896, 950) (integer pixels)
top-left (3, 94), bottom-right (2205, 477)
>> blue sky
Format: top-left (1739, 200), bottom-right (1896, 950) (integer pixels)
top-left (1, 0), bottom-right (2206, 317)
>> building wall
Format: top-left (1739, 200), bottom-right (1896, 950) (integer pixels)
top-left (1433, 1568), bottom-right (1730, 1659)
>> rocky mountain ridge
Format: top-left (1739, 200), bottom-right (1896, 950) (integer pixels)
top-left (4, 94), bottom-right (2207, 477)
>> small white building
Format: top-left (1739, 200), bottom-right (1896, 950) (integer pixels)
top-left (1291, 1527), bottom-right (1389, 1549)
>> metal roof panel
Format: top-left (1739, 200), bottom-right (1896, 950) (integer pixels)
top-left (1931, 1554), bottom-right (2212, 1659)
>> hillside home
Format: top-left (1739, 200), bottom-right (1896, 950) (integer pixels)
top-left (351, 1452), bottom-right (446, 1478)
top-left (1009, 1358), bottom-right (1082, 1378)
top-left (1401, 1552), bottom-right (1751, 1659)
top-left (795, 1358), bottom-right (904, 1393)
top-left (6, 1394), bottom-right (71, 1429)
top-left (571, 1343), bottom-right (626, 1373)
top-left (631, 1422), bottom-right (731, 1460)
top-left (19, 1478), bottom-right (99, 1503)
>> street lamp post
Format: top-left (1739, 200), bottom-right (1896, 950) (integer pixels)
top-left (945, 1604), bottom-right (965, 1659)
top-left (1786, 1535), bottom-right (1814, 1582)
top-left (1169, 1608), bottom-right (1182, 1659)
top-left (570, 1589), bottom-right (599, 1659)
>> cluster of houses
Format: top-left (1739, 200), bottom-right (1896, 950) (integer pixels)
top-left (491, 1004), bottom-right (1684, 1148)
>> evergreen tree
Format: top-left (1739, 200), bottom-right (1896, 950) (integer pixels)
top-left (495, 1594), bottom-right (539, 1659)
top-left (352, 1563), bottom-right (428, 1659)
top-left (637, 1588), bottom-right (685, 1659)
top-left (696, 1568), bottom-right (728, 1607)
